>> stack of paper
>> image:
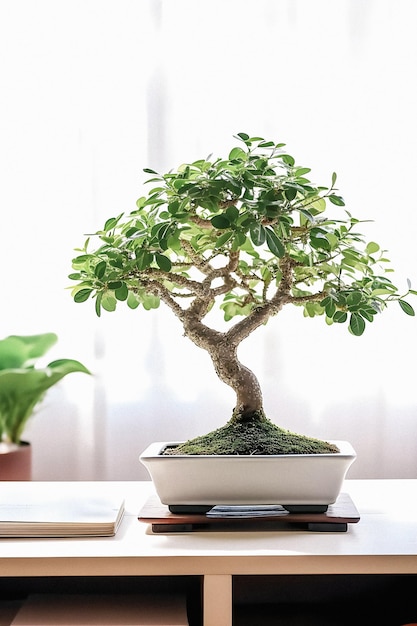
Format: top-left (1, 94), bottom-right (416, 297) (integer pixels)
top-left (0, 484), bottom-right (124, 537)
top-left (206, 504), bottom-right (288, 518)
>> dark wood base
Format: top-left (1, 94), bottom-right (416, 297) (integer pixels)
top-left (138, 493), bottom-right (360, 533)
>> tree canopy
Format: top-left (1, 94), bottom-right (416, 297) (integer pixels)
top-left (69, 134), bottom-right (415, 454)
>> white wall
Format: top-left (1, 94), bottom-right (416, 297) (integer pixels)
top-left (1, 0), bottom-right (416, 480)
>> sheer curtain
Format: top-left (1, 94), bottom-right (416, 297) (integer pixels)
top-left (1, 0), bottom-right (416, 480)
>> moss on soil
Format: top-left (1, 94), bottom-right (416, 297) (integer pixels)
top-left (163, 417), bottom-right (339, 456)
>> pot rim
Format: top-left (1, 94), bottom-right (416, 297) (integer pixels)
top-left (140, 439), bottom-right (356, 460)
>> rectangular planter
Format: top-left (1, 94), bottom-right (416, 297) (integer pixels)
top-left (140, 440), bottom-right (356, 508)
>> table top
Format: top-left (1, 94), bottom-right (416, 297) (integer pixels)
top-left (1, 479), bottom-right (417, 576)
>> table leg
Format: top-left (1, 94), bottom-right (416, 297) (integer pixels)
top-left (203, 574), bottom-right (232, 626)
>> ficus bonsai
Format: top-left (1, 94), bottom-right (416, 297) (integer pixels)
top-left (0, 333), bottom-right (90, 446)
top-left (69, 133), bottom-right (415, 456)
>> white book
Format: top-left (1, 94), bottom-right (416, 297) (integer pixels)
top-left (10, 594), bottom-right (189, 626)
top-left (0, 484), bottom-right (124, 538)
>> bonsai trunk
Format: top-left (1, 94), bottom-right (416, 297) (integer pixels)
top-left (165, 317), bottom-right (339, 456)
top-left (178, 312), bottom-right (265, 419)
top-left (210, 341), bottom-right (264, 421)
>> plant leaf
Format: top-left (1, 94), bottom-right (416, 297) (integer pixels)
top-left (74, 289), bottom-right (93, 303)
top-left (211, 215), bottom-right (230, 229)
top-left (229, 147), bottom-right (246, 161)
top-left (349, 312), bottom-right (366, 336)
top-left (328, 194), bottom-right (345, 206)
top-left (399, 299), bottom-right (415, 316)
top-left (265, 228), bottom-right (285, 258)
top-left (249, 222), bottom-right (266, 246)
top-left (155, 253), bottom-right (172, 272)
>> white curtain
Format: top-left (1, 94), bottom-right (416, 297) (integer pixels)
top-left (1, 0), bottom-right (416, 480)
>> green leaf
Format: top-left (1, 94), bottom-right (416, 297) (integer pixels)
top-left (0, 334), bottom-right (58, 369)
top-left (229, 147), bottom-right (246, 161)
top-left (136, 250), bottom-right (153, 270)
top-left (72, 254), bottom-right (94, 264)
top-left (349, 312), bottom-right (366, 336)
top-left (108, 281), bottom-right (122, 290)
top-left (232, 232), bottom-right (247, 249)
top-left (136, 196), bottom-right (146, 209)
top-left (366, 241), bottom-right (380, 254)
top-left (74, 289), bottom-right (93, 303)
top-left (265, 228), bottom-right (285, 258)
top-left (125, 226), bottom-right (142, 238)
top-left (226, 205), bottom-right (239, 223)
top-left (103, 214), bottom-right (123, 231)
top-left (249, 222), bottom-right (266, 246)
top-left (215, 231), bottom-right (234, 247)
top-left (359, 307), bottom-right (375, 322)
top-left (399, 300), bottom-right (415, 316)
top-left (94, 261), bottom-right (106, 279)
top-left (298, 208), bottom-right (314, 223)
top-left (0, 355), bottom-right (90, 443)
top-left (211, 215), bottom-right (230, 229)
top-left (304, 302), bottom-right (318, 318)
top-left (142, 294), bottom-right (160, 310)
top-left (370, 287), bottom-right (392, 296)
top-left (47, 359), bottom-right (91, 376)
top-left (310, 233), bottom-right (331, 251)
top-left (308, 197), bottom-right (326, 214)
top-left (284, 187), bottom-right (297, 201)
top-left (155, 253), bottom-right (172, 272)
top-left (347, 291), bottom-right (362, 307)
top-left (127, 292), bottom-right (140, 309)
top-left (115, 283), bottom-right (128, 301)
top-left (295, 167), bottom-right (311, 177)
top-left (168, 200), bottom-right (180, 215)
top-left (324, 300), bottom-right (336, 318)
top-left (281, 154), bottom-right (295, 166)
top-left (101, 293), bottom-right (117, 312)
top-left (333, 311), bottom-right (348, 323)
top-left (328, 194), bottom-right (345, 206)
top-left (95, 295), bottom-right (102, 317)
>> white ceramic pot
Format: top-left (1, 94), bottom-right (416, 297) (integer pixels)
top-left (140, 440), bottom-right (356, 510)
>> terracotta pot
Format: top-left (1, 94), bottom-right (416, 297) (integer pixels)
top-left (0, 441), bottom-right (32, 480)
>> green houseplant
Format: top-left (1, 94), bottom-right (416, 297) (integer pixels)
top-left (0, 332), bottom-right (90, 449)
top-left (69, 133), bottom-right (415, 508)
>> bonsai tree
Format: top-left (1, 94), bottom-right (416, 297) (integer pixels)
top-left (0, 333), bottom-right (90, 445)
top-left (69, 133), bottom-right (415, 456)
